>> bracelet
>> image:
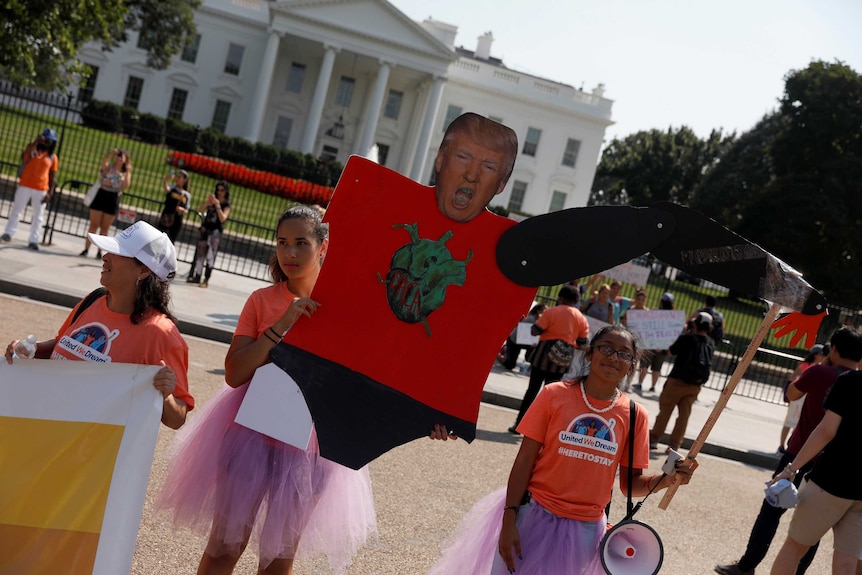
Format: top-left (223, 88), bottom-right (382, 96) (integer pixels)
top-left (503, 505), bottom-right (519, 513)
top-left (785, 465), bottom-right (798, 477)
top-left (263, 330), bottom-right (280, 344)
top-left (267, 326), bottom-right (282, 341)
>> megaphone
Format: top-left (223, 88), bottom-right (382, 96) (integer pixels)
top-left (600, 520), bottom-right (664, 575)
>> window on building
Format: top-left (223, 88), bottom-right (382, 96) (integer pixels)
top-left (78, 66), bottom-right (99, 103)
top-left (562, 138), bottom-right (581, 168)
top-left (123, 76), bottom-right (144, 109)
top-left (320, 145), bottom-right (339, 163)
top-left (167, 88), bottom-right (188, 121)
top-left (376, 143), bottom-right (390, 166)
top-left (442, 105), bottom-right (462, 131)
top-left (383, 90), bottom-right (403, 120)
top-left (224, 43), bottom-right (245, 75)
top-left (136, 30), bottom-right (152, 50)
top-left (335, 76), bottom-right (355, 107)
top-left (549, 190), bottom-right (567, 212)
top-left (181, 34), bottom-right (202, 63)
top-left (523, 127), bottom-right (542, 156)
top-left (211, 100), bottom-right (231, 133)
top-left (287, 63), bottom-right (306, 93)
top-left (273, 116), bottom-right (293, 149)
top-left (508, 180), bottom-right (527, 212)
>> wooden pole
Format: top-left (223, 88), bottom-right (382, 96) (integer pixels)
top-left (658, 302), bottom-right (782, 510)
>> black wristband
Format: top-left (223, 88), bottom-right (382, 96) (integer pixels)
top-left (263, 330), bottom-right (280, 344)
top-left (267, 326), bottom-right (282, 341)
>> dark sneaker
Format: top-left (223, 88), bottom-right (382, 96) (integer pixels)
top-left (0, 234), bottom-right (10, 242)
top-left (507, 425), bottom-right (521, 435)
top-left (79, 248), bottom-right (89, 257)
top-left (715, 562), bottom-right (754, 575)
top-left (28, 242), bottom-right (39, 251)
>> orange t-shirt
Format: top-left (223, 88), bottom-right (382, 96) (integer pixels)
top-left (235, 282), bottom-right (296, 340)
top-left (534, 305), bottom-right (590, 346)
top-left (518, 381), bottom-right (650, 520)
top-left (51, 295), bottom-right (194, 409)
top-left (19, 149), bottom-right (58, 191)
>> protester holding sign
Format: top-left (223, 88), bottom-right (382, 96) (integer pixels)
top-left (649, 311), bottom-right (715, 451)
top-left (158, 206), bottom-right (376, 574)
top-left (4, 220), bottom-right (192, 429)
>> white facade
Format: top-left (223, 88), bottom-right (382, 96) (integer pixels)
top-left (78, 0), bottom-right (613, 213)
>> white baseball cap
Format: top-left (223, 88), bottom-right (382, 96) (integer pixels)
top-left (89, 221), bottom-right (177, 280)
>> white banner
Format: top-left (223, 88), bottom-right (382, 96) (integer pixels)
top-left (0, 360), bottom-right (161, 575)
top-left (625, 309), bottom-right (687, 349)
top-left (598, 262), bottom-right (651, 287)
top-left (514, 322), bottom-right (540, 346)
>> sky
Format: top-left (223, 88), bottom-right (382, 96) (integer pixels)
top-left (389, 0), bottom-right (862, 145)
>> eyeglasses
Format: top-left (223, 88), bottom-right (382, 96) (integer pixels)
top-left (594, 345), bottom-right (635, 363)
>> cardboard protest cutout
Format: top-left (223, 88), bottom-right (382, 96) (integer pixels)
top-left (271, 155), bottom-right (536, 469)
top-left (496, 205), bottom-right (675, 287)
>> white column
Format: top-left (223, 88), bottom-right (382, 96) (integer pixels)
top-left (301, 45), bottom-right (339, 154)
top-left (409, 76), bottom-right (445, 181)
top-left (354, 61), bottom-right (391, 157)
top-left (245, 29), bottom-right (282, 142)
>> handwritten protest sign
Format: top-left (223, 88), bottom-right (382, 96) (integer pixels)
top-left (625, 309), bottom-right (686, 349)
top-left (598, 262), bottom-right (651, 287)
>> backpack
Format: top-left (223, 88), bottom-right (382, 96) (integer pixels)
top-left (701, 307), bottom-right (724, 344)
top-left (684, 335), bottom-right (714, 385)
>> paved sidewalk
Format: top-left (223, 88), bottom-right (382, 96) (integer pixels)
top-left (0, 229), bottom-right (786, 470)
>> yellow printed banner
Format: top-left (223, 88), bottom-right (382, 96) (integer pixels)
top-left (0, 360), bottom-right (161, 575)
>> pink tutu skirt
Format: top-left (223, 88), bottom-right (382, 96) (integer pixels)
top-left (156, 383), bottom-right (377, 572)
top-left (428, 488), bottom-right (605, 575)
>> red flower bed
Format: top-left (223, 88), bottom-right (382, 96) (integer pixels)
top-left (166, 151), bottom-right (334, 206)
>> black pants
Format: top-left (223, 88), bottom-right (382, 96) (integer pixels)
top-left (737, 452), bottom-right (818, 573)
top-left (514, 367), bottom-right (563, 425)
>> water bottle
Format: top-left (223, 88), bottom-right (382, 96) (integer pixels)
top-left (12, 335), bottom-right (37, 360)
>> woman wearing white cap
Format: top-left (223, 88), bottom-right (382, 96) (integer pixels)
top-left (4, 221), bottom-right (194, 429)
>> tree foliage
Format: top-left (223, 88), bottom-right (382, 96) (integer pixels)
top-left (590, 126), bottom-right (734, 207)
top-left (694, 60), bottom-right (862, 304)
top-left (0, 0), bottom-right (199, 90)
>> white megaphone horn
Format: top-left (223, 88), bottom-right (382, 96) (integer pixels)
top-left (600, 520), bottom-right (664, 575)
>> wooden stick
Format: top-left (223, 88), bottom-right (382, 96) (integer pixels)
top-left (658, 302), bottom-right (782, 510)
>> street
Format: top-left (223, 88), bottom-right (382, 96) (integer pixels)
top-left (0, 294), bottom-right (834, 574)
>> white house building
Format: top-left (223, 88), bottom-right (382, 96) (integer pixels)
top-left (77, 0), bottom-right (614, 213)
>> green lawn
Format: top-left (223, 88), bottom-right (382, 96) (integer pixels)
top-left (0, 103), bottom-right (299, 238)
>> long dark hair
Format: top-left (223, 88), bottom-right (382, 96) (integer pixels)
top-left (132, 266), bottom-right (175, 324)
top-left (268, 205), bottom-right (329, 284)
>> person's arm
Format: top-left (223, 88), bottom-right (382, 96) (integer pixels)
top-left (217, 203), bottom-right (231, 222)
top-left (772, 410), bottom-right (840, 483)
top-left (151, 360), bottom-right (188, 429)
top-left (619, 461), bottom-right (697, 497)
top-left (44, 168), bottom-right (57, 203)
top-left (224, 296), bottom-right (320, 387)
top-left (785, 379), bottom-right (806, 401)
top-left (4, 337), bottom-right (57, 363)
top-left (606, 304), bottom-right (614, 324)
top-left (162, 175), bottom-right (172, 192)
top-left (498, 437), bottom-right (541, 572)
top-left (120, 168), bottom-right (131, 191)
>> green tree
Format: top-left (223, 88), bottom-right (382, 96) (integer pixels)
top-left (694, 60), bottom-right (862, 304)
top-left (0, 0), bottom-right (199, 90)
top-left (590, 126), bottom-right (734, 207)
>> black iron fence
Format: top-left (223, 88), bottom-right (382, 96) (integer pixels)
top-left (0, 80), bottom-right (339, 281)
top-left (3, 80), bottom-right (860, 404)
